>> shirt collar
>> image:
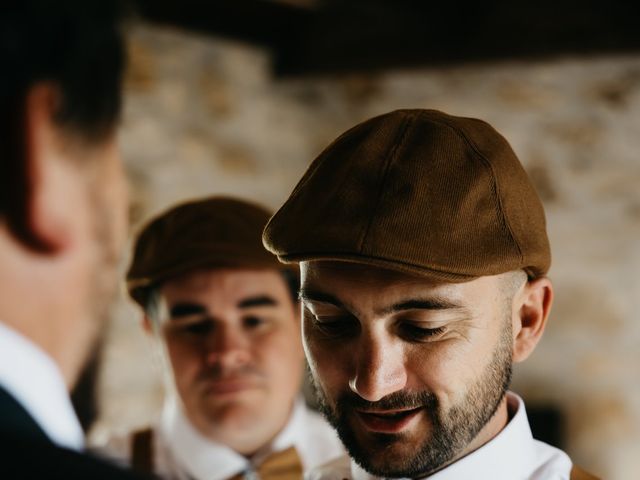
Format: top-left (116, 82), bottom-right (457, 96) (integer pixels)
top-left (0, 321), bottom-right (84, 451)
top-left (351, 392), bottom-right (535, 480)
top-left (161, 395), bottom-right (303, 480)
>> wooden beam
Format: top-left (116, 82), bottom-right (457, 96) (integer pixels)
top-left (134, 0), bottom-right (640, 76)
top-left (134, 0), bottom-right (311, 47)
top-left (273, 0), bottom-right (640, 75)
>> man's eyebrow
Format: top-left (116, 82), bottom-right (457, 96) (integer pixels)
top-left (298, 290), bottom-right (464, 316)
top-left (381, 298), bottom-right (464, 316)
top-left (169, 303), bottom-right (207, 318)
top-left (237, 295), bottom-right (279, 309)
top-left (298, 289), bottom-right (345, 308)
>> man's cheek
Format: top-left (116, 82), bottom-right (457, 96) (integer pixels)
top-left (301, 325), bottom-right (322, 364)
top-left (314, 357), bottom-right (348, 401)
top-left (304, 336), bottom-right (332, 374)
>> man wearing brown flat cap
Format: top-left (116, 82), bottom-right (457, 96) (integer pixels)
top-left (263, 110), bottom-right (599, 480)
top-left (103, 196), bottom-right (343, 479)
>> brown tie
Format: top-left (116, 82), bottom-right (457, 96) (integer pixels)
top-left (228, 446), bottom-right (303, 480)
top-left (570, 465), bottom-right (601, 480)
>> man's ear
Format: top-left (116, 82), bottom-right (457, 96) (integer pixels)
top-left (512, 277), bottom-right (553, 363)
top-left (11, 83), bottom-right (70, 253)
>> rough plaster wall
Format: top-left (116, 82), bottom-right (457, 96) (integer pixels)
top-left (96, 22), bottom-right (640, 479)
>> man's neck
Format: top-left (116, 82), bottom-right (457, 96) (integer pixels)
top-left (0, 233), bottom-right (79, 388)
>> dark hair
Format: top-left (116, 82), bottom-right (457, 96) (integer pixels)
top-left (0, 0), bottom-right (127, 239)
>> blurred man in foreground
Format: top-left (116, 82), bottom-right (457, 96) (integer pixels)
top-left (0, 1), bottom-right (145, 477)
top-left (105, 196), bottom-right (343, 479)
top-left (263, 109), bottom-right (599, 480)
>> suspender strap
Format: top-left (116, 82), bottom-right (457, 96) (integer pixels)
top-left (131, 427), bottom-right (154, 475)
top-left (570, 465), bottom-right (601, 480)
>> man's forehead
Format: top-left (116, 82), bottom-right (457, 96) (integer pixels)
top-left (300, 260), bottom-right (508, 303)
top-left (302, 260), bottom-right (451, 288)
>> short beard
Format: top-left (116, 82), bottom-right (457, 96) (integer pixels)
top-left (312, 319), bottom-right (513, 478)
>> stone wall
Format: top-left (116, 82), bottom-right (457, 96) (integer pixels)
top-left (95, 22), bottom-right (640, 479)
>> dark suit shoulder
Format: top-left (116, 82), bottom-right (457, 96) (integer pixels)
top-left (0, 388), bottom-right (151, 479)
top-left (1, 435), bottom-right (152, 479)
top-left (0, 386), bottom-right (48, 441)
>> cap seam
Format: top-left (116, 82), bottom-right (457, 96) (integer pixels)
top-left (424, 115), bottom-right (525, 265)
top-left (357, 113), bottom-right (415, 253)
top-left (277, 251), bottom-right (479, 279)
top-left (278, 124), bottom-right (362, 212)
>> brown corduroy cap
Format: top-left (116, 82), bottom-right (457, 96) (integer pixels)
top-left (263, 109), bottom-right (550, 282)
top-left (127, 196), bottom-right (283, 308)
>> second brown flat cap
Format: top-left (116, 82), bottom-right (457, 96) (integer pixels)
top-left (128, 196), bottom-right (282, 307)
top-left (263, 109), bottom-right (550, 282)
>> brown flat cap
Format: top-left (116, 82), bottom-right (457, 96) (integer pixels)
top-left (128, 196), bottom-right (282, 307)
top-left (263, 109), bottom-right (550, 282)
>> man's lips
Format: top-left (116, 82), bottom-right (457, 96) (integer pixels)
top-left (355, 407), bottom-right (424, 433)
top-left (201, 378), bottom-right (261, 395)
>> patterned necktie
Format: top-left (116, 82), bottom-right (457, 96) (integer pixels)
top-left (228, 446), bottom-right (303, 480)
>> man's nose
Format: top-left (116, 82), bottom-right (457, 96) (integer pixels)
top-left (348, 331), bottom-right (407, 402)
top-left (204, 324), bottom-right (251, 369)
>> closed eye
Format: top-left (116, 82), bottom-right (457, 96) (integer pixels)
top-left (306, 310), bottom-right (359, 338)
top-left (315, 320), bottom-right (359, 337)
top-left (243, 315), bottom-right (267, 329)
top-left (175, 320), bottom-right (214, 336)
top-left (398, 323), bottom-right (446, 342)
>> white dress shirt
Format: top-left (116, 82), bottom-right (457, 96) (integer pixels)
top-left (307, 392), bottom-right (573, 480)
top-left (0, 321), bottom-right (84, 451)
top-left (102, 395), bottom-right (345, 479)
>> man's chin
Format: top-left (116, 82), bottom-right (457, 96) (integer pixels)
top-left (356, 437), bottom-right (421, 475)
top-left (200, 395), bottom-right (264, 426)
top-left (337, 417), bottom-right (427, 476)
top-left (352, 443), bottom-right (449, 480)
